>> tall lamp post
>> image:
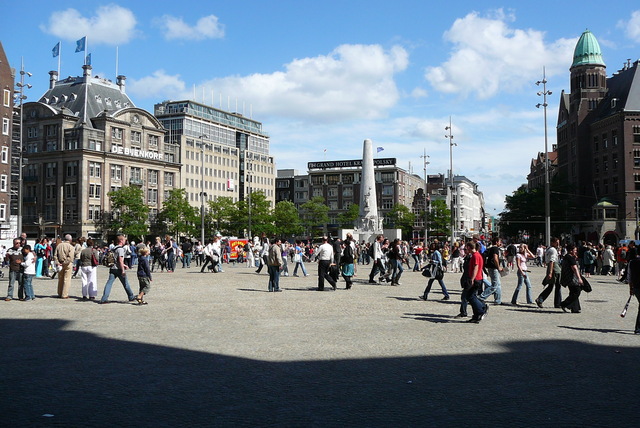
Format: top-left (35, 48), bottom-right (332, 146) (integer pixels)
top-left (536, 67), bottom-right (552, 247)
top-left (199, 134), bottom-right (208, 245)
top-left (445, 117), bottom-right (456, 246)
top-left (420, 150), bottom-right (430, 245)
top-left (15, 58), bottom-right (32, 237)
top-left (247, 168), bottom-right (252, 240)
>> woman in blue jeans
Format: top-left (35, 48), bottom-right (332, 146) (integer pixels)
top-left (512, 243), bottom-right (535, 305)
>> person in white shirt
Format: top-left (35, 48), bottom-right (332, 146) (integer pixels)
top-left (315, 237), bottom-right (337, 291)
top-left (21, 245), bottom-right (36, 300)
top-left (368, 235), bottom-right (385, 284)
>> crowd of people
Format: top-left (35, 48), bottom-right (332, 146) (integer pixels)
top-left (3, 231), bottom-right (639, 333)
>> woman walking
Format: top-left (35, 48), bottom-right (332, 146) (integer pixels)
top-left (34, 238), bottom-right (46, 278)
top-left (79, 239), bottom-right (100, 300)
top-left (560, 244), bottom-right (584, 313)
top-left (419, 243), bottom-right (450, 301)
top-left (340, 235), bottom-right (356, 289)
top-left (511, 243), bottom-right (535, 305)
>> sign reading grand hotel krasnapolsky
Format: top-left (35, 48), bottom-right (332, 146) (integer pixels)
top-left (111, 145), bottom-right (164, 160)
top-left (308, 158), bottom-right (396, 170)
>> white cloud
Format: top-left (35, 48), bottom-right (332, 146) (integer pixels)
top-left (128, 70), bottom-right (188, 100)
top-left (618, 10), bottom-right (640, 42)
top-left (131, 44), bottom-right (408, 123)
top-left (410, 87), bottom-right (428, 98)
top-left (426, 10), bottom-right (575, 99)
top-left (40, 4), bottom-right (137, 45)
top-left (203, 44), bottom-right (409, 122)
top-left (156, 14), bottom-right (225, 40)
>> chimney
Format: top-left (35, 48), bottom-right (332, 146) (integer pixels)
top-left (117, 75), bottom-right (126, 93)
top-left (82, 64), bottom-right (92, 81)
top-left (49, 70), bottom-right (58, 89)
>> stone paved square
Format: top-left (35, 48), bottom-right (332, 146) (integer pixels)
top-left (1, 262), bottom-right (638, 427)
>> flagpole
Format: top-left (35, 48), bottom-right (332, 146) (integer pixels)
top-left (85, 36), bottom-right (88, 65)
top-left (57, 41), bottom-right (61, 77)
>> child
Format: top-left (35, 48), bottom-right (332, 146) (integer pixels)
top-left (136, 247), bottom-right (152, 305)
top-left (21, 245), bottom-right (36, 301)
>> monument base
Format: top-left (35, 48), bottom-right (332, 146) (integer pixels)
top-left (340, 228), bottom-right (402, 244)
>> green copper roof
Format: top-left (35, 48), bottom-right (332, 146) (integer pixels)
top-left (572, 29), bottom-right (605, 68)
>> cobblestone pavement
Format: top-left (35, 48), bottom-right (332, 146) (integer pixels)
top-left (1, 261), bottom-right (639, 427)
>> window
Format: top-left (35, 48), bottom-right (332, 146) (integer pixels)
top-left (164, 172), bottom-right (174, 187)
top-left (327, 174), bottom-right (339, 185)
top-left (44, 205), bottom-right (56, 221)
top-left (112, 127), bottom-right (123, 140)
top-left (46, 141), bottom-right (57, 151)
top-left (635, 173), bottom-right (640, 191)
top-left (130, 167), bottom-right (142, 180)
top-left (131, 131), bottom-right (141, 145)
top-left (328, 187), bottom-right (338, 197)
top-left (45, 124), bottom-right (57, 137)
top-left (27, 127), bottom-right (38, 138)
top-left (312, 188), bottom-right (323, 197)
top-left (89, 162), bottom-right (102, 178)
top-left (89, 184), bottom-right (101, 199)
top-left (602, 133), bottom-right (608, 149)
top-left (593, 136), bottom-right (599, 152)
top-left (45, 185), bottom-right (57, 199)
top-left (65, 138), bottom-right (79, 150)
top-left (89, 139), bottom-right (102, 151)
top-left (110, 165), bottom-right (122, 180)
top-left (342, 174), bottom-right (354, 184)
top-left (381, 172), bottom-right (394, 183)
top-left (88, 205), bottom-right (101, 221)
top-left (382, 185), bottom-right (394, 196)
top-left (0, 175), bottom-right (6, 192)
top-left (635, 149), bottom-right (640, 168)
top-left (149, 135), bottom-right (159, 148)
top-left (1, 147), bottom-right (7, 163)
top-left (3, 89), bottom-right (10, 107)
top-left (64, 183), bottom-right (77, 198)
top-left (602, 156), bottom-right (608, 172)
top-left (342, 187), bottom-right (353, 197)
top-left (382, 199), bottom-right (393, 210)
top-left (148, 188), bottom-right (158, 204)
top-left (45, 163), bottom-right (57, 178)
top-left (66, 161), bottom-right (78, 177)
top-left (148, 170), bottom-right (158, 185)
top-left (2, 118), bottom-right (9, 135)
top-left (612, 130), bottom-right (618, 146)
top-left (311, 175), bottom-right (324, 185)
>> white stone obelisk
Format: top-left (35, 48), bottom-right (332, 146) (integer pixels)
top-left (356, 139), bottom-right (382, 237)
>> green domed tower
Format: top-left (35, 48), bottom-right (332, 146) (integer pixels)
top-left (569, 29), bottom-right (607, 112)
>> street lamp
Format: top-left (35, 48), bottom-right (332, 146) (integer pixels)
top-left (199, 134), bottom-right (208, 245)
top-left (247, 168), bottom-right (252, 240)
top-left (420, 149), bottom-right (430, 245)
top-left (536, 67), bottom-right (552, 247)
top-left (15, 58), bottom-right (32, 237)
top-left (445, 117), bottom-right (456, 246)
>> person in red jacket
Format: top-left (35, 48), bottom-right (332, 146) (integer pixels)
top-left (463, 241), bottom-right (489, 323)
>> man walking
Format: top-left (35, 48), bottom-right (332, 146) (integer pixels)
top-left (267, 237), bottom-right (283, 292)
top-left (479, 237), bottom-right (504, 305)
top-left (535, 237), bottom-right (563, 308)
top-left (463, 241), bottom-right (489, 323)
top-left (54, 234), bottom-right (75, 299)
top-left (100, 234), bottom-right (136, 304)
top-left (368, 235), bottom-right (385, 284)
top-left (316, 237), bottom-right (337, 291)
top-left (4, 238), bottom-right (23, 301)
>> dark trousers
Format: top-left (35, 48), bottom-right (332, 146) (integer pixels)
top-left (200, 256), bottom-right (218, 273)
top-left (634, 286), bottom-right (640, 333)
top-left (561, 285), bottom-right (582, 313)
top-left (318, 260), bottom-right (336, 290)
top-left (537, 273), bottom-right (562, 307)
top-left (368, 259), bottom-right (385, 281)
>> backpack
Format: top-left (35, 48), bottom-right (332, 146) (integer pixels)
top-left (102, 246), bottom-right (120, 268)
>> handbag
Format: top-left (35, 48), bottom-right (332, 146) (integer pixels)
top-left (580, 276), bottom-right (592, 293)
top-left (293, 252), bottom-right (301, 263)
top-left (421, 266), bottom-right (432, 278)
top-left (91, 252), bottom-right (99, 267)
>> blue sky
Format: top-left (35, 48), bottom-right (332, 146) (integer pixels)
top-left (3, 1), bottom-right (640, 216)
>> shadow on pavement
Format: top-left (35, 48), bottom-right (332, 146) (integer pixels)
top-left (1, 318), bottom-right (638, 427)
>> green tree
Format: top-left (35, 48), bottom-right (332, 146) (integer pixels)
top-left (238, 191), bottom-right (274, 237)
top-left (387, 204), bottom-right (416, 239)
top-left (427, 199), bottom-right (451, 238)
top-left (207, 196), bottom-right (239, 236)
top-left (337, 204), bottom-right (360, 228)
top-left (157, 188), bottom-right (198, 238)
top-left (300, 196), bottom-right (329, 236)
top-left (99, 186), bottom-right (149, 242)
top-left (273, 201), bottom-right (304, 237)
